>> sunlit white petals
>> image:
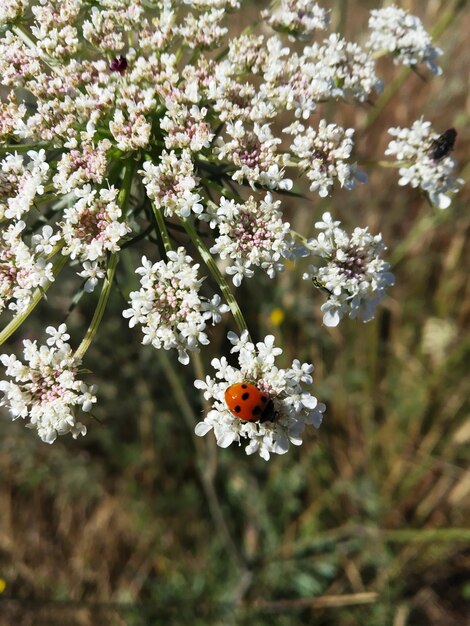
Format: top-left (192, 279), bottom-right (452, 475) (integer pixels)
top-left (60, 185), bottom-right (130, 262)
top-left (0, 221), bottom-right (55, 316)
top-left (0, 150), bottom-right (49, 220)
top-left (304, 213), bottom-right (394, 326)
top-left (0, 326), bottom-right (94, 443)
top-left (286, 120), bottom-right (361, 196)
top-left (140, 150), bottom-right (203, 218)
top-left (263, 0), bottom-right (330, 40)
top-left (123, 248), bottom-right (227, 364)
top-left (367, 6), bottom-right (442, 75)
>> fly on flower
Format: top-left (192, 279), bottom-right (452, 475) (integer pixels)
top-left (428, 128), bottom-right (457, 161)
top-left (312, 276), bottom-right (332, 296)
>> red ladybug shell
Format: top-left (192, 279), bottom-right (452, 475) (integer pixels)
top-left (224, 382), bottom-right (275, 423)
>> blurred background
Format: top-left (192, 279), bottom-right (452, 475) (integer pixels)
top-left (1, 1), bottom-right (469, 624)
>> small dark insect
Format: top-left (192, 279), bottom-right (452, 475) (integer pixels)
top-left (428, 128), bottom-right (457, 160)
top-left (109, 56), bottom-right (128, 73)
top-left (312, 276), bottom-right (332, 296)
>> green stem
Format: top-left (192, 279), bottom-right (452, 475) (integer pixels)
top-left (74, 159), bottom-right (134, 360)
top-left (74, 254), bottom-right (118, 361)
top-left (117, 159), bottom-right (136, 218)
top-left (182, 218), bottom-right (250, 338)
top-left (150, 201), bottom-right (173, 254)
top-left (0, 252), bottom-right (67, 346)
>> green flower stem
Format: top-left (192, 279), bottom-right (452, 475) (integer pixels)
top-left (74, 254), bottom-right (118, 361)
top-left (182, 217), bottom-right (250, 338)
top-left (74, 159), bottom-right (134, 360)
top-left (117, 159), bottom-right (136, 218)
top-left (0, 143), bottom-right (49, 154)
top-left (150, 201), bottom-right (173, 254)
top-left (0, 251), bottom-right (67, 346)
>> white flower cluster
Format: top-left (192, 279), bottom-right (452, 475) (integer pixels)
top-left (285, 120), bottom-right (362, 197)
top-left (0, 325), bottom-right (94, 444)
top-left (385, 119), bottom-right (463, 209)
top-left (202, 193), bottom-right (295, 286)
top-left (0, 0), bottom-right (28, 26)
top-left (195, 332), bottom-right (325, 460)
top-left (60, 184), bottom-right (130, 263)
top-left (215, 121), bottom-right (292, 190)
top-left (303, 213), bottom-right (395, 327)
top-left (0, 0), bottom-right (450, 450)
top-left (263, 0), bottom-right (330, 40)
top-left (0, 150), bottom-right (49, 220)
top-left (140, 151), bottom-right (203, 218)
top-left (367, 6), bottom-right (442, 75)
top-left (123, 248), bottom-right (229, 365)
top-left (0, 221), bottom-right (54, 315)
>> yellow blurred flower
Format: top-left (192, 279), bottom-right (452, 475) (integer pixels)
top-left (269, 308), bottom-right (285, 327)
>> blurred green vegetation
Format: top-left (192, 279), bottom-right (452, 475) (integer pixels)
top-left (1, 1), bottom-right (470, 625)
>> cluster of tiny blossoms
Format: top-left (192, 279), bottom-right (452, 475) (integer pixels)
top-left (123, 248), bottom-right (229, 365)
top-left (303, 213), bottom-right (395, 327)
top-left (0, 1), bottom-right (458, 455)
top-left (0, 325), bottom-right (94, 443)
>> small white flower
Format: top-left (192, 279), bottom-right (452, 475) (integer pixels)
top-left (194, 332), bottom-right (325, 460)
top-left (304, 212), bottom-right (394, 326)
top-left (201, 194), bottom-right (296, 286)
top-left (367, 6), bottom-right (442, 75)
top-left (45, 323), bottom-right (70, 348)
top-left (0, 326), bottom-right (94, 443)
top-left (123, 248), bottom-right (228, 364)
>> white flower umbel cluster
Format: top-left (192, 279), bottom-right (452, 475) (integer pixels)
top-left (0, 325), bottom-right (94, 443)
top-left (285, 120), bottom-right (363, 197)
top-left (263, 0), bottom-right (330, 40)
top-left (0, 221), bottom-right (54, 315)
top-left (385, 119), bottom-right (463, 209)
top-left (123, 248), bottom-right (229, 365)
top-left (202, 193), bottom-right (297, 286)
top-left (195, 332), bottom-right (325, 460)
top-left (140, 151), bottom-right (203, 218)
top-left (0, 1), bottom-right (452, 449)
top-left (0, 150), bottom-right (49, 220)
top-left (367, 6), bottom-right (442, 75)
top-left (304, 213), bottom-right (395, 327)
top-left (60, 184), bottom-right (130, 263)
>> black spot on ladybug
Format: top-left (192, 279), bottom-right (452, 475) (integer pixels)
top-left (260, 395), bottom-right (267, 403)
top-left (252, 405), bottom-right (262, 416)
top-left (242, 392), bottom-right (249, 400)
top-left (234, 405), bottom-right (241, 413)
top-left (241, 383), bottom-right (248, 389)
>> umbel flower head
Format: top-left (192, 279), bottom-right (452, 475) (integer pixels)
top-left (195, 332), bottom-right (325, 460)
top-left (304, 212), bottom-right (395, 327)
top-left (0, 1), bottom-right (454, 451)
top-left (0, 325), bottom-right (94, 444)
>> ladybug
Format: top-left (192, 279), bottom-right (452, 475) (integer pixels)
top-left (428, 128), bottom-right (457, 160)
top-left (224, 382), bottom-right (276, 423)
